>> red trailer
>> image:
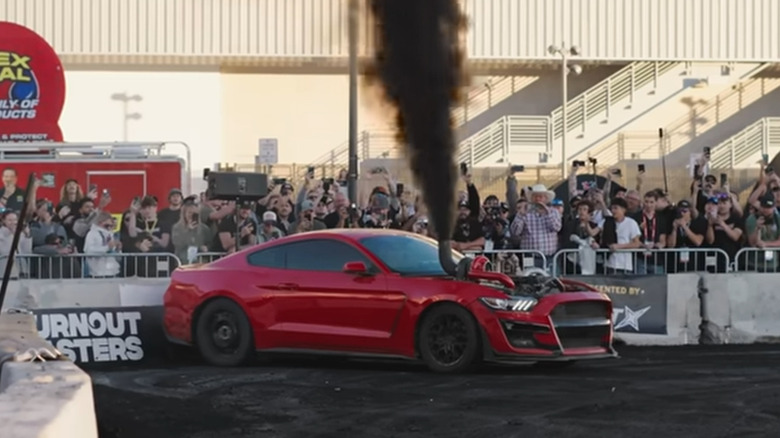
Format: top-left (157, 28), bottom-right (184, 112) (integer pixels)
top-left (0, 142), bottom-right (192, 211)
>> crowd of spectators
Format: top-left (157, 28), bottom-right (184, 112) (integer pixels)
top-left (1, 152), bottom-right (778, 279)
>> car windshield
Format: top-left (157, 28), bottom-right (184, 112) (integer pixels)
top-left (359, 234), bottom-right (465, 276)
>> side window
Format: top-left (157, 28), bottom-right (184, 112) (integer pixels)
top-left (285, 240), bottom-right (376, 273)
top-left (247, 245), bottom-right (286, 269)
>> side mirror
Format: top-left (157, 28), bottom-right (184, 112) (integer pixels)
top-left (343, 261), bottom-right (369, 275)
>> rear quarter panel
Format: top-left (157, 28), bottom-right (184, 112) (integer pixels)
top-left (163, 263), bottom-right (261, 345)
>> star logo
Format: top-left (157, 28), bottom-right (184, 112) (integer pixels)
top-left (613, 306), bottom-right (651, 331)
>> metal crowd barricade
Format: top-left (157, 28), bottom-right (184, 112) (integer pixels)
top-left (2, 253), bottom-right (182, 280)
top-left (194, 252), bottom-right (228, 264)
top-left (462, 250), bottom-right (548, 275)
top-left (732, 248), bottom-right (780, 273)
top-left (551, 247), bottom-right (731, 276)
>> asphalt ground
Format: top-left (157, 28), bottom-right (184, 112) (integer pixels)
top-left (91, 345), bottom-right (780, 438)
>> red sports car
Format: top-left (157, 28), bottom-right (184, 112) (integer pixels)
top-left (163, 229), bottom-right (617, 373)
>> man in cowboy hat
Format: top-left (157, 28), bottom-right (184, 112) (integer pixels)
top-left (509, 184), bottom-right (562, 270)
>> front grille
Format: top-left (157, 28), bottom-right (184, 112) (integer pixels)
top-left (555, 325), bottom-right (611, 349)
top-left (550, 301), bottom-right (610, 322)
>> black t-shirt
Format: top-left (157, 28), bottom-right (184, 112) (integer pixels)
top-left (157, 207), bottom-right (180, 251)
top-left (673, 216), bottom-right (707, 248)
top-left (631, 211), bottom-right (668, 244)
top-left (158, 207), bottom-right (181, 228)
top-left (214, 215), bottom-right (258, 252)
top-left (452, 217), bottom-right (483, 243)
top-left (709, 213), bottom-right (742, 258)
top-left (120, 212), bottom-right (172, 252)
top-left (1, 187), bottom-right (25, 213)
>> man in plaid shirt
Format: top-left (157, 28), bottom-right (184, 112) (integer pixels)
top-left (510, 184), bottom-right (562, 270)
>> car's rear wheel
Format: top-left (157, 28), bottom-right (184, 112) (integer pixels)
top-left (195, 298), bottom-right (254, 367)
top-left (418, 304), bottom-right (481, 373)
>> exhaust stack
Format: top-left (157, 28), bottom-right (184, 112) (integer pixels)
top-left (438, 240), bottom-right (472, 280)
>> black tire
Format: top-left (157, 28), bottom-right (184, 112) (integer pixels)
top-left (195, 298), bottom-right (254, 367)
top-left (418, 303), bottom-right (481, 373)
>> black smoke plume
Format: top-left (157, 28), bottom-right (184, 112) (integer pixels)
top-left (367, 0), bottom-right (467, 245)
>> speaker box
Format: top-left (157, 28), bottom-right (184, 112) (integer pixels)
top-left (206, 172), bottom-right (268, 201)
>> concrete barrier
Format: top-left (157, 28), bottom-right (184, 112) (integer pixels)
top-left (0, 278), bottom-right (169, 312)
top-left (0, 313), bottom-right (98, 438)
top-left (699, 273), bottom-right (780, 344)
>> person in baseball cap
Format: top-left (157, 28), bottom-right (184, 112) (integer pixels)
top-left (259, 211), bottom-right (283, 242)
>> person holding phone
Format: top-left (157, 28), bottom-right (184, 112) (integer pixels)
top-left (172, 198), bottom-right (212, 263)
top-left (215, 201), bottom-right (258, 252)
top-left (704, 192), bottom-right (742, 272)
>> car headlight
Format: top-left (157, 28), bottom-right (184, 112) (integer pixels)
top-left (480, 297), bottom-right (538, 312)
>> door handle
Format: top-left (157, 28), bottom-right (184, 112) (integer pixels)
top-left (276, 282), bottom-right (299, 290)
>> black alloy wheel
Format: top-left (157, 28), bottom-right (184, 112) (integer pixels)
top-left (195, 298), bottom-right (254, 367)
top-left (418, 304), bottom-right (481, 373)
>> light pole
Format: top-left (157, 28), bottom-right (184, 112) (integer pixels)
top-left (347, 0), bottom-right (359, 204)
top-left (548, 44), bottom-right (581, 179)
top-left (111, 92), bottom-right (143, 141)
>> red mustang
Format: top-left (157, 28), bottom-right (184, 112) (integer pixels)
top-left (163, 229), bottom-right (617, 373)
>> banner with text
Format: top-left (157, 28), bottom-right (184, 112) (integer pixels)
top-left (32, 306), bottom-right (166, 365)
top-left (569, 275), bottom-right (668, 334)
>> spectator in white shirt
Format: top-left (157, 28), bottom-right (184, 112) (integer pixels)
top-left (599, 197), bottom-right (642, 273)
top-left (0, 210), bottom-right (32, 278)
top-left (83, 211), bottom-right (121, 277)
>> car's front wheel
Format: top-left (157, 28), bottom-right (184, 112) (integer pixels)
top-left (195, 298), bottom-right (254, 367)
top-left (418, 304), bottom-right (481, 373)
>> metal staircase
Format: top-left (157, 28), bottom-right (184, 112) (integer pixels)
top-left (452, 76), bottom-right (538, 126)
top-left (456, 61), bottom-right (680, 165)
top-left (550, 61), bottom-right (679, 139)
top-left (710, 118), bottom-right (780, 169)
top-left (577, 74), bottom-right (780, 167)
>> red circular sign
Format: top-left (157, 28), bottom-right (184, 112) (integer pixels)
top-left (0, 21), bottom-right (66, 142)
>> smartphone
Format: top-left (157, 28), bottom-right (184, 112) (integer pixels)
top-left (703, 146), bottom-right (711, 156)
top-left (638, 164), bottom-right (646, 173)
top-left (510, 165), bottom-right (525, 173)
top-left (102, 188), bottom-right (110, 197)
top-left (693, 164), bottom-right (701, 178)
top-left (396, 183), bottom-right (404, 197)
top-left (460, 162), bottom-right (468, 176)
top-left (763, 153), bottom-right (770, 164)
top-left (307, 166), bottom-right (315, 176)
top-left (272, 177), bottom-right (287, 185)
top-left (610, 168), bottom-right (622, 177)
top-left (720, 173), bottom-right (728, 187)
top-left (588, 157), bottom-right (598, 165)
top-left (572, 160), bottom-right (586, 168)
